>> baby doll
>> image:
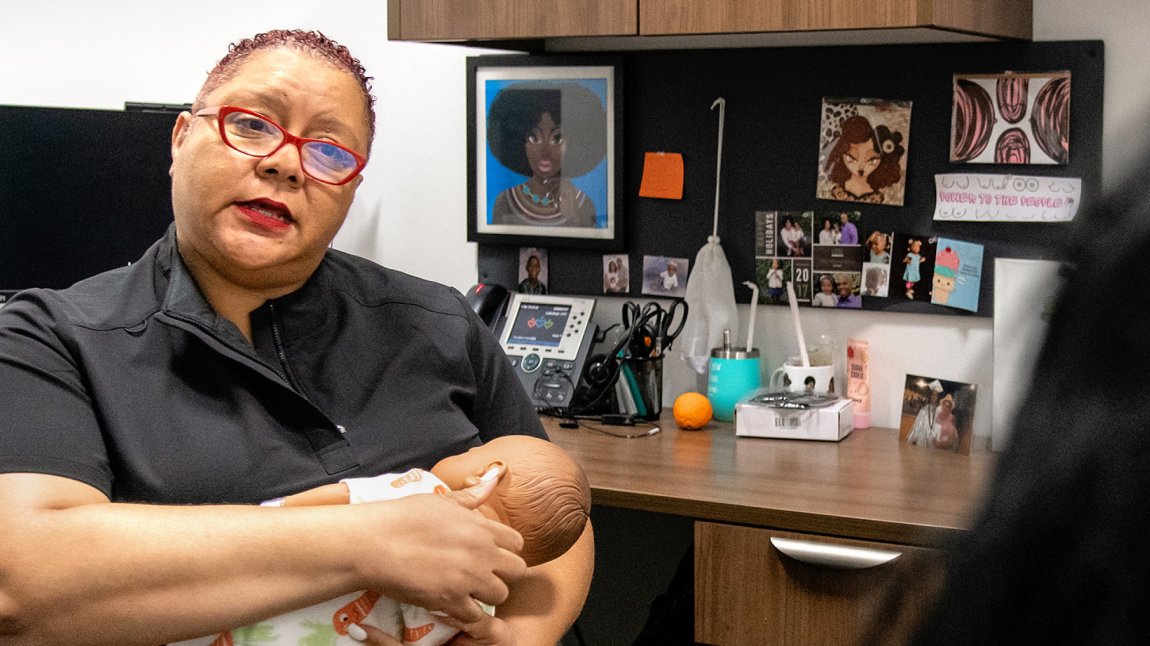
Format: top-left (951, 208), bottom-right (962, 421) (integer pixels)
top-left (181, 436), bottom-right (590, 646)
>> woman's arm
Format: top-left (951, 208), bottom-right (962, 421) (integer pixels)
top-left (495, 521), bottom-right (595, 645)
top-left (0, 473), bottom-right (525, 645)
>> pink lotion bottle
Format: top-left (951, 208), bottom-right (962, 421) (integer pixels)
top-left (846, 339), bottom-right (871, 429)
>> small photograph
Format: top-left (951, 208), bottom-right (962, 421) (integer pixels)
top-left (777, 211), bottom-right (813, 258)
top-left (816, 211), bottom-right (862, 246)
top-left (516, 247), bottom-right (548, 295)
top-left (833, 272), bottom-right (862, 309)
top-left (861, 262), bottom-right (890, 297)
top-left (817, 97), bottom-right (912, 206)
top-left (755, 257), bottom-right (789, 304)
top-left (951, 71), bottom-right (1070, 165)
top-left (891, 234), bottom-right (938, 302)
top-left (811, 273), bottom-right (838, 307)
top-left (931, 238), bottom-right (985, 312)
top-left (642, 255), bottom-right (689, 297)
top-left (899, 374), bottom-right (978, 454)
top-left (602, 254), bottom-right (629, 294)
top-left (864, 230), bottom-right (894, 265)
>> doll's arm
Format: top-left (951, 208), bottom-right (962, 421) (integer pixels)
top-left (262, 483), bottom-right (351, 507)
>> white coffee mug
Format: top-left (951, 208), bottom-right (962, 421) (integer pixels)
top-left (769, 361), bottom-right (835, 394)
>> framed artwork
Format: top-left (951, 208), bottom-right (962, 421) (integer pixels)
top-left (816, 97), bottom-right (912, 207)
top-left (467, 55), bottom-right (623, 249)
top-left (950, 71), bottom-right (1070, 165)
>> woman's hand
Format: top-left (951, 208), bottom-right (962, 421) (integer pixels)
top-left (443, 612), bottom-right (519, 646)
top-left (351, 468), bottom-right (527, 624)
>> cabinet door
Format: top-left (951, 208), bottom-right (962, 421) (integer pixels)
top-left (639, 0), bottom-right (1031, 40)
top-left (695, 522), bottom-right (944, 646)
top-left (389, 0), bottom-right (638, 40)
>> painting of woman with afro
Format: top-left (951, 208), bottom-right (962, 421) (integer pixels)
top-left (484, 81), bottom-right (608, 229)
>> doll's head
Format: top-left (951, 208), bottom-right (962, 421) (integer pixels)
top-left (432, 435), bottom-right (591, 566)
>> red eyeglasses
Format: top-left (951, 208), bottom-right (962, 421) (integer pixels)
top-left (195, 106), bottom-right (367, 185)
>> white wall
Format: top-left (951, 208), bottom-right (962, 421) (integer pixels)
top-left (3, 1), bottom-right (1145, 438)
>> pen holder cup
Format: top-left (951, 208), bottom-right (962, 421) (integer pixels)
top-left (619, 355), bottom-right (663, 421)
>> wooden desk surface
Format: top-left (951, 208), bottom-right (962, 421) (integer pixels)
top-left (544, 413), bottom-right (997, 548)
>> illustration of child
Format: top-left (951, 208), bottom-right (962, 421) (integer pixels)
top-left (179, 436), bottom-right (590, 646)
top-left (903, 238), bottom-right (923, 299)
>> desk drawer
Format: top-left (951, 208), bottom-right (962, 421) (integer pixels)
top-left (694, 522), bottom-right (942, 646)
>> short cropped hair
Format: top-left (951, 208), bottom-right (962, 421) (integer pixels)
top-left (193, 29), bottom-right (376, 154)
top-left (496, 438), bottom-right (591, 567)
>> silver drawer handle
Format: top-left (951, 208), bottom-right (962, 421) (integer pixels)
top-left (770, 537), bottom-right (902, 570)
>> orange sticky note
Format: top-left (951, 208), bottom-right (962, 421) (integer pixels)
top-left (639, 152), bottom-right (684, 200)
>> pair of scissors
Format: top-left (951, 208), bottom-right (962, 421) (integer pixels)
top-left (651, 299), bottom-right (688, 356)
top-left (621, 301), bottom-right (663, 358)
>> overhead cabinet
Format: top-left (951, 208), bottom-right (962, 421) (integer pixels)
top-left (387, 0), bottom-right (638, 41)
top-left (388, 0), bottom-right (1032, 44)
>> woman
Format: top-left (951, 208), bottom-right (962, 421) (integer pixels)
top-left (487, 84), bottom-right (606, 228)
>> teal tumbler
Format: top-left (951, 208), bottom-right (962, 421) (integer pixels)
top-left (707, 343), bottom-right (761, 423)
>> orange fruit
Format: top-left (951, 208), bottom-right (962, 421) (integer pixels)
top-left (673, 392), bottom-right (713, 430)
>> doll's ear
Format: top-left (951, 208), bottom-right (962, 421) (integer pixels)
top-left (463, 460), bottom-right (508, 488)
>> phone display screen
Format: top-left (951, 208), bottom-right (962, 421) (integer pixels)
top-left (506, 302), bottom-right (571, 347)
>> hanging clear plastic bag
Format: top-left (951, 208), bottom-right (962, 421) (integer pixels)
top-left (678, 236), bottom-right (738, 374)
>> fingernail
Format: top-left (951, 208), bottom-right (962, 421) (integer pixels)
top-left (480, 465), bottom-right (501, 482)
top-left (347, 623), bottom-right (367, 642)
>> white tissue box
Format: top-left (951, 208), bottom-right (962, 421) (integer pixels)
top-left (734, 398), bottom-right (854, 442)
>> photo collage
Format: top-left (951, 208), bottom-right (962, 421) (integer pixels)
top-left (753, 210), bottom-right (985, 312)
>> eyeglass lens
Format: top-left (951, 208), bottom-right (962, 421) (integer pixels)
top-left (221, 110), bottom-right (360, 184)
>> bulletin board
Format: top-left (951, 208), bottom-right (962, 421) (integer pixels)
top-left (476, 40), bottom-right (1103, 317)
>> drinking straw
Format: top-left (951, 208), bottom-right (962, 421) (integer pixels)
top-left (785, 281), bottom-right (811, 367)
top-left (742, 281), bottom-right (759, 351)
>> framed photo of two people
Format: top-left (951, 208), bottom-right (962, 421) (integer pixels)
top-left (467, 55), bottom-right (624, 250)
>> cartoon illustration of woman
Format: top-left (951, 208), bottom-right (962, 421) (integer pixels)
top-left (824, 115), bottom-right (905, 204)
top-left (903, 238), bottom-right (923, 299)
top-left (487, 84), bottom-right (606, 228)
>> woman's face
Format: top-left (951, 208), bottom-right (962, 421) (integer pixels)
top-left (169, 47), bottom-right (369, 296)
top-left (525, 112), bottom-right (565, 180)
top-left (843, 140), bottom-right (881, 180)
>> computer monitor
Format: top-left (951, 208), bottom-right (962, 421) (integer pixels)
top-left (0, 105), bottom-right (176, 293)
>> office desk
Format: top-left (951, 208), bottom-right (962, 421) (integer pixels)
top-left (544, 414), bottom-right (996, 645)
